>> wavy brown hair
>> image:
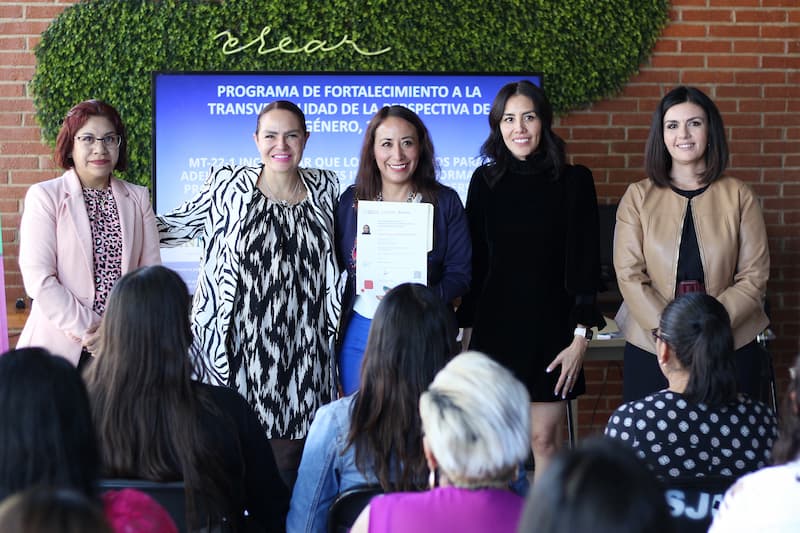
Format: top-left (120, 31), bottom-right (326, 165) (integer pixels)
top-left (346, 283), bottom-right (457, 491)
top-left (354, 105), bottom-right (441, 204)
top-left (84, 266), bottom-right (235, 530)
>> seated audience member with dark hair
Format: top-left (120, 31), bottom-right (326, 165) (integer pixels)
top-left (350, 351), bottom-right (529, 533)
top-left (0, 347), bottom-right (179, 533)
top-left (0, 347), bottom-right (99, 502)
top-left (84, 265), bottom-right (289, 532)
top-left (0, 486), bottom-right (179, 533)
top-left (518, 437), bottom-right (671, 533)
top-left (0, 487), bottom-right (112, 533)
top-left (605, 293), bottom-right (777, 479)
top-left (709, 354), bottom-right (800, 532)
top-left (288, 283), bottom-right (457, 533)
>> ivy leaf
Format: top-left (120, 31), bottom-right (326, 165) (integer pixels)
top-left (31, 0), bottom-right (669, 187)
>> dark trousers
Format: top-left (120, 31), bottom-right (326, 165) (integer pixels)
top-left (269, 438), bottom-right (306, 491)
top-left (623, 340), bottom-right (766, 403)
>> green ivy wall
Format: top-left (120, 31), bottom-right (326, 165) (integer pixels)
top-left (31, 0), bottom-right (669, 185)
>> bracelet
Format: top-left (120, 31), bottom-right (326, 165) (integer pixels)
top-left (574, 326), bottom-right (593, 340)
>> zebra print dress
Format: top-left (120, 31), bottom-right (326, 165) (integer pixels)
top-left (229, 189), bottom-right (330, 439)
top-left (157, 166), bottom-right (343, 437)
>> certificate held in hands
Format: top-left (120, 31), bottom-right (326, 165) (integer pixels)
top-left (356, 200), bottom-right (433, 300)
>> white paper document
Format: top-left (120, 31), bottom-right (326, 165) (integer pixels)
top-left (355, 200), bottom-right (433, 300)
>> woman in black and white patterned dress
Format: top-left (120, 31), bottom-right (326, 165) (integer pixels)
top-left (157, 101), bottom-right (342, 486)
top-left (605, 293), bottom-right (776, 480)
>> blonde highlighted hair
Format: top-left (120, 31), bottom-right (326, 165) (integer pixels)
top-left (419, 351), bottom-right (530, 487)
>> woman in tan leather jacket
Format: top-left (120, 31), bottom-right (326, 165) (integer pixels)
top-left (614, 86), bottom-right (769, 402)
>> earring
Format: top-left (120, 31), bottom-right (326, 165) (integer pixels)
top-left (428, 468), bottom-right (438, 489)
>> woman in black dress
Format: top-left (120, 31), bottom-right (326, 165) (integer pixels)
top-left (457, 80), bottom-right (605, 480)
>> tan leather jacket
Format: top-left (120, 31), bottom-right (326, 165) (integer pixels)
top-left (614, 176), bottom-right (769, 353)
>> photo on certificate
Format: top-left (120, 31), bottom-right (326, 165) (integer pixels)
top-left (356, 201), bottom-right (433, 300)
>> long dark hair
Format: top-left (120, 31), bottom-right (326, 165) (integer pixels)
top-left (354, 105), bottom-right (440, 204)
top-left (84, 266), bottom-right (234, 529)
top-left (644, 85), bottom-right (729, 187)
top-left (659, 293), bottom-right (737, 405)
top-left (480, 80), bottom-right (566, 187)
top-left (772, 355), bottom-right (800, 464)
top-left (346, 283), bottom-right (457, 491)
top-left (0, 348), bottom-right (99, 501)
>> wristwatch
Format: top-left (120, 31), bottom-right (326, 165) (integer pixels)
top-left (574, 326), bottom-right (593, 340)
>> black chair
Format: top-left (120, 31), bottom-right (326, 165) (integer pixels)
top-left (757, 299), bottom-right (779, 415)
top-left (326, 485), bottom-right (383, 533)
top-left (663, 475), bottom-right (735, 533)
top-left (99, 479), bottom-right (187, 532)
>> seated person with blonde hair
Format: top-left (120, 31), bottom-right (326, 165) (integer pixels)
top-left (351, 351), bottom-right (530, 533)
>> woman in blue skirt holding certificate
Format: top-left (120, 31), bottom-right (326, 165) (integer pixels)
top-left (335, 105), bottom-right (471, 395)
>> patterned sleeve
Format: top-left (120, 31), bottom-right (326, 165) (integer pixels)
top-left (156, 166), bottom-right (222, 246)
top-left (133, 183), bottom-right (162, 267)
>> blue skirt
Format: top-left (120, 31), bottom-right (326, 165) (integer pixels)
top-left (337, 312), bottom-right (372, 395)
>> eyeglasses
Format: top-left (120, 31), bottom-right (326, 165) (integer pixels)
top-left (74, 134), bottom-right (122, 149)
top-left (651, 328), bottom-right (667, 344)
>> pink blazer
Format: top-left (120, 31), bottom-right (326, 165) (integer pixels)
top-left (17, 170), bottom-right (161, 364)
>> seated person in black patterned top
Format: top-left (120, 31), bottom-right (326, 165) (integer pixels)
top-left (605, 293), bottom-right (776, 480)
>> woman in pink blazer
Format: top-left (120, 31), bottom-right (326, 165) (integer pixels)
top-left (17, 100), bottom-right (160, 367)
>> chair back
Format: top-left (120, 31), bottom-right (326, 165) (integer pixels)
top-left (664, 475), bottom-right (735, 533)
top-left (99, 479), bottom-right (187, 532)
top-left (326, 485), bottom-right (383, 533)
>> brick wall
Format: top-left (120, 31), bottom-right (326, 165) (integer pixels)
top-left (1, 1), bottom-right (798, 437)
top-left (0, 0), bottom-right (70, 315)
top-left (563, 0), bottom-right (800, 436)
